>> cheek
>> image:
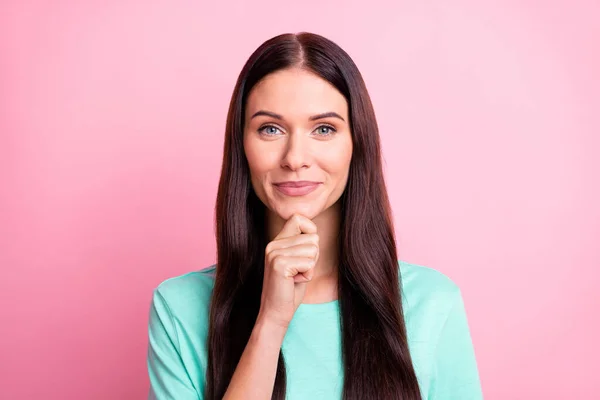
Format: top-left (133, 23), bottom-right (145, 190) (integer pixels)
top-left (244, 139), bottom-right (262, 171)
top-left (244, 139), bottom-right (278, 181)
top-left (324, 144), bottom-right (353, 180)
top-left (247, 154), bottom-right (275, 178)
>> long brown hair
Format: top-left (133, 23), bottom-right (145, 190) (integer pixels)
top-left (207, 32), bottom-right (422, 400)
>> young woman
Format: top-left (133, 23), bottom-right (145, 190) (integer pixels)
top-left (147, 32), bottom-right (483, 400)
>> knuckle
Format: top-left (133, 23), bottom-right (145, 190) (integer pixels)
top-left (265, 242), bottom-right (275, 255)
top-left (310, 244), bottom-right (319, 256)
top-left (311, 233), bottom-right (320, 244)
top-left (265, 249), bottom-right (278, 265)
top-left (271, 254), bottom-right (284, 268)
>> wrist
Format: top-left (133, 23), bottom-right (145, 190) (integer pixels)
top-left (253, 315), bottom-right (288, 345)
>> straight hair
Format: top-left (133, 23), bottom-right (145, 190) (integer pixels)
top-left (207, 32), bottom-right (422, 400)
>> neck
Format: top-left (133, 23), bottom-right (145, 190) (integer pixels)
top-left (266, 203), bottom-right (341, 303)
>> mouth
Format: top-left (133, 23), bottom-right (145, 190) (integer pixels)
top-left (273, 181), bottom-right (322, 197)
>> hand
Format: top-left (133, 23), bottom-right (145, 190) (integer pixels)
top-left (257, 214), bottom-right (319, 329)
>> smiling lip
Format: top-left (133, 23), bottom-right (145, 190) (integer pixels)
top-left (273, 181), bottom-right (322, 196)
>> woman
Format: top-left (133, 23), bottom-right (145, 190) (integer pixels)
top-left (147, 32), bottom-right (483, 400)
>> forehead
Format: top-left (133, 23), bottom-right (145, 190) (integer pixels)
top-left (245, 68), bottom-right (348, 118)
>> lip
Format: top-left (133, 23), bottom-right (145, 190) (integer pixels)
top-left (273, 181), bottom-right (322, 196)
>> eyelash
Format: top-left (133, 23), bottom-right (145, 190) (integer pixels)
top-left (258, 124), bottom-right (337, 137)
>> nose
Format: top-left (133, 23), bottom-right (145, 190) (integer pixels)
top-left (280, 131), bottom-right (311, 171)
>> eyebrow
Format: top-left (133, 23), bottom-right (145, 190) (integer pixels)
top-left (250, 110), bottom-right (345, 122)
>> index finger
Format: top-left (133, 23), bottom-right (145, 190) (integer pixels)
top-left (274, 213), bottom-right (317, 240)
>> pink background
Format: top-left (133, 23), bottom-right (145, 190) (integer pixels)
top-left (1, 1), bottom-right (598, 399)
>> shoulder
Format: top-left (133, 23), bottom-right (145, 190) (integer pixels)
top-left (152, 264), bottom-right (216, 324)
top-left (398, 261), bottom-right (482, 397)
top-left (399, 260), bottom-right (461, 300)
top-left (398, 260), bottom-right (464, 333)
top-left (155, 264), bottom-right (216, 297)
top-left (148, 265), bottom-right (216, 397)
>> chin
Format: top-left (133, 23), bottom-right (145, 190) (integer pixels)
top-left (273, 203), bottom-right (323, 221)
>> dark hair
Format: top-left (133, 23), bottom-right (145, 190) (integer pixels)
top-left (207, 32), bottom-right (422, 400)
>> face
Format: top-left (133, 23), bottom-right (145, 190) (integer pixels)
top-left (243, 67), bottom-right (353, 221)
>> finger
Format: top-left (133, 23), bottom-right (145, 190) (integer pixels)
top-left (269, 243), bottom-right (319, 261)
top-left (274, 214), bottom-right (317, 240)
top-left (297, 260), bottom-right (316, 282)
top-left (266, 233), bottom-right (319, 253)
top-left (272, 256), bottom-right (315, 279)
top-left (294, 272), bottom-right (312, 283)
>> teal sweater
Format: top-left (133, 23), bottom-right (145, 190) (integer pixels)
top-left (147, 261), bottom-right (483, 399)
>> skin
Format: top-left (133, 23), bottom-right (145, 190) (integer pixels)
top-left (243, 67), bottom-right (353, 305)
top-left (224, 67), bottom-right (353, 399)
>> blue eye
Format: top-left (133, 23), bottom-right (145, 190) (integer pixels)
top-left (258, 125), bottom-right (282, 136)
top-left (258, 124), bottom-right (336, 137)
top-left (315, 125), bottom-right (336, 136)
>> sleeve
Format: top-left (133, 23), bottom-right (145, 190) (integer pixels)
top-left (147, 288), bottom-right (202, 400)
top-left (428, 290), bottom-right (483, 400)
